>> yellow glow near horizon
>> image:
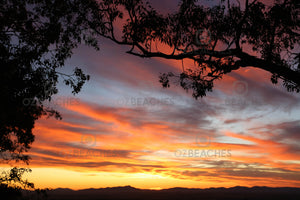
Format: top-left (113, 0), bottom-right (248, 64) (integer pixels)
top-left (10, 167), bottom-right (237, 190)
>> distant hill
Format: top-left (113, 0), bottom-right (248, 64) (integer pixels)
top-left (44, 186), bottom-right (300, 200)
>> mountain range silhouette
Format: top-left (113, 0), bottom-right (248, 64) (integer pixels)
top-left (36, 186), bottom-right (300, 200)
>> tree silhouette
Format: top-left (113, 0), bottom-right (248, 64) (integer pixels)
top-left (0, 167), bottom-right (49, 199)
top-left (0, 0), bottom-right (298, 197)
top-left (1, 0), bottom-right (299, 165)
top-left (94, 0), bottom-right (299, 98)
top-left (0, 0), bottom-right (103, 163)
top-left (0, 167), bottom-right (34, 189)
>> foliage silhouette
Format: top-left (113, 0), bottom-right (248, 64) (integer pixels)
top-left (0, 167), bottom-right (49, 199)
top-left (0, 0), bottom-right (103, 163)
top-left (94, 0), bottom-right (299, 98)
top-left (0, 0), bottom-right (299, 186)
top-left (0, 0), bottom-right (299, 198)
top-left (0, 167), bottom-right (33, 189)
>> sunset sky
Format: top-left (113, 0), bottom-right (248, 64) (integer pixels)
top-left (2, 0), bottom-right (300, 190)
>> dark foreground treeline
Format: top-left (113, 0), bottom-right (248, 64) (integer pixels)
top-left (0, 186), bottom-right (300, 200)
top-left (45, 186), bottom-right (300, 200)
top-left (3, 185), bottom-right (300, 200)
